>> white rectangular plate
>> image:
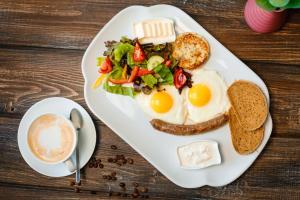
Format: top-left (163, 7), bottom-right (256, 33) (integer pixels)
top-left (82, 4), bottom-right (273, 188)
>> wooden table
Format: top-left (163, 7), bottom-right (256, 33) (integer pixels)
top-left (0, 1), bottom-right (299, 199)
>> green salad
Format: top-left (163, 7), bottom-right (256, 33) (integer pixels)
top-left (93, 37), bottom-right (192, 97)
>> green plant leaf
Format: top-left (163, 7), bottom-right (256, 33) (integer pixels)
top-left (141, 74), bottom-right (158, 88)
top-left (283, 0), bottom-right (300, 8)
top-left (256, 0), bottom-right (276, 10)
top-left (269, 0), bottom-right (290, 7)
top-left (103, 81), bottom-right (136, 97)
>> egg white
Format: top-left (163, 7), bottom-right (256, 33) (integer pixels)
top-left (184, 69), bottom-right (230, 124)
top-left (135, 85), bottom-right (187, 124)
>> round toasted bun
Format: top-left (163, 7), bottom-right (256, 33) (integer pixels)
top-left (172, 32), bottom-right (210, 69)
top-left (227, 80), bottom-right (268, 131)
top-left (229, 108), bottom-right (264, 154)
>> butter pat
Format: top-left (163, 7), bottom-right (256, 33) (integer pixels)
top-left (177, 141), bottom-right (221, 169)
top-left (133, 18), bottom-right (176, 44)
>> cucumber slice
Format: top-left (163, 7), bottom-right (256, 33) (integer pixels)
top-left (147, 55), bottom-right (164, 70)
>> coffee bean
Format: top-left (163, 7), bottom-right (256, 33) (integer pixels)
top-left (111, 145), bottom-right (117, 150)
top-left (90, 191), bottom-right (97, 194)
top-left (107, 158), bottom-right (113, 162)
top-left (128, 158), bottom-right (134, 164)
top-left (69, 180), bottom-right (75, 186)
top-left (102, 175), bottom-right (108, 179)
top-left (119, 182), bottom-right (125, 187)
top-left (140, 187), bottom-right (148, 193)
top-left (111, 172), bottom-right (116, 177)
top-left (99, 164), bottom-right (104, 168)
top-left (74, 187), bottom-right (80, 193)
top-left (132, 192), bottom-right (139, 198)
top-left (94, 163), bottom-right (98, 168)
top-left (133, 182), bottom-right (139, 187)
top-left (96, 159), bottom-right (102, 163)
top-left (88, 163), bottom-right (93, 168)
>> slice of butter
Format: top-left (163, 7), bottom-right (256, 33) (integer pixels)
top-left (177, 140), bottom-right (221, 169)
top-left (133, 18), bottom-right (176, 44)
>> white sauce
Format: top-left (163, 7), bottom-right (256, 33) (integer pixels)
top-left (177, 141), bottom-right (221, 169)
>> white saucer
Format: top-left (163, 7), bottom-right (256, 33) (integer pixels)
top-left (18, 97), bottom-right (96, 177)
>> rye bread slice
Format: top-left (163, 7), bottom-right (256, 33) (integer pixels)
top-left (227, 80), bottom-right (268, 131)
top-left (229, 108), bottom-right (264, 154)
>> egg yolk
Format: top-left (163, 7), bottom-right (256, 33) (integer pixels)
top-left (188, 84), bottom-right (211, 107)
top-left (150, 92), bottom-right (173, 113)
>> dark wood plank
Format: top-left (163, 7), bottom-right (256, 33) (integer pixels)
top-left (0, 47), bottom-right (299, 138)
top-left (0, 118), bottom-right (299, 200)
top-left (0, 0), bottom-right (299, 65)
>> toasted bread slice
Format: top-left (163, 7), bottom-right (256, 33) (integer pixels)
top-left (227, 80), bottom-right (268, 131)
top-left (150, 113), bottom-right (228, 135)
top-left (229, 108), bottom-right (264, 154)
top-left (172, 32), bottom-right (209, 69)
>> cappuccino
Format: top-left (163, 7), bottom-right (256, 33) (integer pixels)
top-left (28, 114), bottom-right (75, 163)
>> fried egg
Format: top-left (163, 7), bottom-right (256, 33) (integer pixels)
top-left (136, 85), bottom-right (186, 124)
top-left (184, 69), bottom-right (230, 124)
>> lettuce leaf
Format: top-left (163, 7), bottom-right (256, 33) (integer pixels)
top-left (153, 64), bottom-right (173, 85)
top-left (113, 43), bottom-right (134, 62)
top-left (141, 74), bottom-right (157, 88)
top-left (103, 81), bottom-right (136, 97)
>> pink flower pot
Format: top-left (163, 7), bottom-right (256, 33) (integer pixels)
top-left (244, 0), bottom-right (287, 33)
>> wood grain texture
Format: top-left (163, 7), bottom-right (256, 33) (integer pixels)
top-left (0, 0), bottom-right (299, 65)
top-left (0, 0), bottom-right (299, 199)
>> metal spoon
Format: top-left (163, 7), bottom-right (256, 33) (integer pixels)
top-left (70, 108), bottom-right (83, 184)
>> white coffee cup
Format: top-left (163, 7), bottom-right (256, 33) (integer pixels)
top-left (27, 113), bottom-right (77, 172)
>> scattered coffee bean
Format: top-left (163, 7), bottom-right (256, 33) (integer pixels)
top-left (108, 157), bottom-right (113, 162)
top-left (99, 163), bottom-right (104, 168)
top-left (111, 145), bottom-right (117, 150)
top-left (132, 192), bottom-right (139, 198)
top-left (96, 159), bottom-right (102, 164)
top-left (133, 182), bottom-right (139, 187)
top-left (90, 191), bottom-right (97, 194)
top-left (69, 180), bottom-right (75, 186)
top-left (119, 182), bottom-right (126, 187)
top-left (111, 171), bottom-right (116, 177)
top-left (88, 163), bottom-right (93, 168)
top-left (93, 163), bottom-right (98, 168)
top-left (128, 158), bottom-right (134, 164)
top-left (140, 187), bottom-right (148, 193)
top-left (74, 187), bottom-right (80, 193)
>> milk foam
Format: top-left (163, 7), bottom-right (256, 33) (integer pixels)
top-left (38, 121), bottom-right (62, 155)
top-left (28, 114), bottom-right (75, 163)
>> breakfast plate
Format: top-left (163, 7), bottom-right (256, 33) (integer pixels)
top-left (18, 97), bottom-right (96, 177)
top-left (82, 4), bottom-right (273, 188)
